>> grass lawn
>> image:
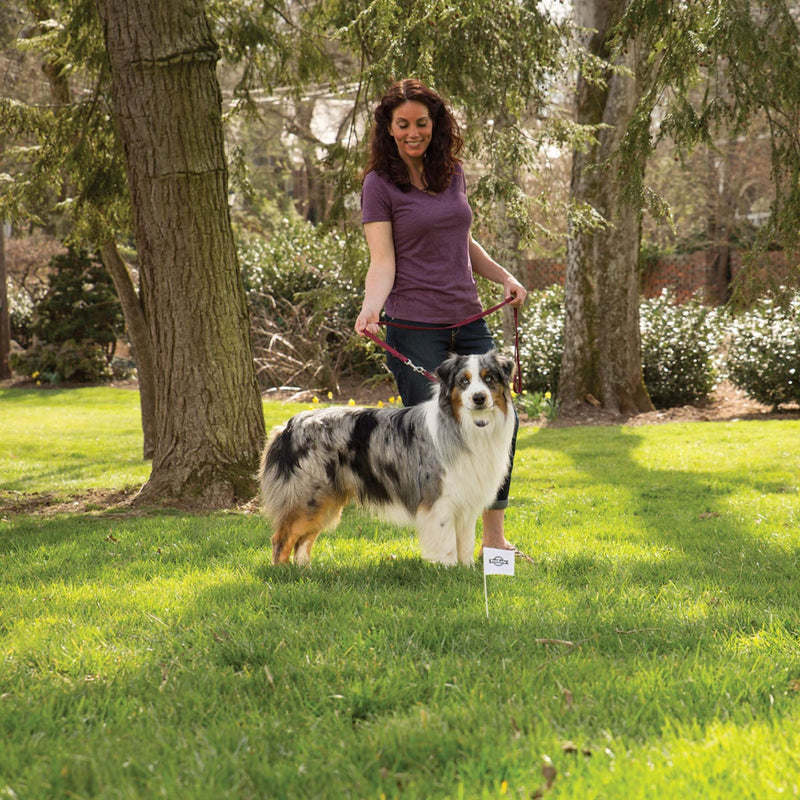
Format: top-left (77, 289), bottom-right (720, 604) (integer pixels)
top-left (1, 386), bottom-right (800, 798)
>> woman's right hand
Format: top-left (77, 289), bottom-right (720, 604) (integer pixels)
top-left (355, 306), bottom-right (381, 338)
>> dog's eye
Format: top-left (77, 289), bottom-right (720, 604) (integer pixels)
top-left (459, 377), bottom-right (470, 389)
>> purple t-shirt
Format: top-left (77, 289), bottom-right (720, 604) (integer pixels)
top-left (361, 167), bottom-right (483, 323)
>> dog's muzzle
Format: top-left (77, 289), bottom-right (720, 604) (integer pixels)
top-left (471, 392), bottom-right (487, 408)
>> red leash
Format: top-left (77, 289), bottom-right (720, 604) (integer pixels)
top-left (362, 298), bottom-right (523, 394)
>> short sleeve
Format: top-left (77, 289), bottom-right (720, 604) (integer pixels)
top-left (361, 171), bottom-right (393, 224)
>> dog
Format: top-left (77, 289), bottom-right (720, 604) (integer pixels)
top-left (259, 350), bottom-right (516, 566)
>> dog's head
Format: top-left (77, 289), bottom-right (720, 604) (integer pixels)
top-left (436, 350), bottom-right (514, 427)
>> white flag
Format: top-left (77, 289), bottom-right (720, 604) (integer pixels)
top-left (483, 547), bottom-right (515, 576)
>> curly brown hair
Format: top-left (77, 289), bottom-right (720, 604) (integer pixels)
top-left (364, 79), bottom-right (463, 194)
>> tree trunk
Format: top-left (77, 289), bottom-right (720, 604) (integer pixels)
top-left (96, 0), bottom-right (265, 506)
top-left (99, 239), bottom-right (156, 459)
top-left (706, 145), bottom-right (735, 305)
top-left (559, 0), bottom-right (654, 415)
top-left (0, 220), bottom-right (11, 380)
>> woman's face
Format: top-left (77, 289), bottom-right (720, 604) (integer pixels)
top-left (389, 100), bottom-right (433, 163)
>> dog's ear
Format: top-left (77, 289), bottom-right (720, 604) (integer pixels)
top-left (435, 353), bottom-right (461, 387)
top-left (491, 350), bottom-right (515, 383)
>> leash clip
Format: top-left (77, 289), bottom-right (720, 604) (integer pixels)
top-left (409, 361), bottom-right (433, 377)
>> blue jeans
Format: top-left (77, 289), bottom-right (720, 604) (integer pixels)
top-left (384, 317), bottom-right (517, 510)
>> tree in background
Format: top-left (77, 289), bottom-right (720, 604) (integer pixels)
top-left (0, 222), bottom-right (10, 380)
top-left (559, 0), bottom-right (800, 414)
top-left (560, 0), bottom-right (654, 415)
top-left (0, 6), bottom-right (20, 380)
top-left (9, 247), bottom-right (127, 383)
top-left (0, 0), bottom-right (158, 456)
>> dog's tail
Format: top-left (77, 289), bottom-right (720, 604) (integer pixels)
top-left (258, 423), bottom-right (290, 521)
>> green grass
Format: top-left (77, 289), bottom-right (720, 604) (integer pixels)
top-left (0, 387), bottom-right (305, 497)
top-left (1, 387), bottom-right (800, 798)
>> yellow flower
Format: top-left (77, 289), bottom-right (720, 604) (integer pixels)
top-left (544, 391), bottom-right (552, 400)
top-left (388, 396), bottom-right (396, 405)
top-left (500, 781), bottom-right (508, 795)
top-left (32, 371), bottom-right (40, 379)
top-left (377, 401), bottom-right (384, 408)
top-left (348, 399), bottom-right (356, 406)
top-left (312, 396), bottom-right (320, 404)
top-left (327, 391), bottom-right (333, 400)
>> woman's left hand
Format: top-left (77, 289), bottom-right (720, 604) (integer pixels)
top-left (504, 274), bottom-right (527, 308)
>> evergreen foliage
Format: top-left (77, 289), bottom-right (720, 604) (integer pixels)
top-left (32, 248), bottom-right (123, 352)
top-left (10, 247), bottom-right (124, 383)
top-left (617, 0), bottom-right (800, 258)
top-left (511, 287), bottom-right (730, 410)
top-left (0, 0), bottom-right (127, 243)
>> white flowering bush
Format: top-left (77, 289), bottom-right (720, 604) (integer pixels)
top-left (640, 290), bottom-right (723, 408)
top-left (515, 285), bottom-right (565, 394)
top-left (8, 287), bottom-right (35, 349)
top-left (725, 293), bottom-right (800, 408)
top-left (515, 287), bottom-right (723, 409)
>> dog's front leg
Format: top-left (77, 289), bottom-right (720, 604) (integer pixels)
top-left (415, 503), bottom-right (458, 566)
top-left (454, 514), bottom-right (477, 566)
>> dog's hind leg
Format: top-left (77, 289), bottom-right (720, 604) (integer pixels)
top-left (271, 514), bottom-right (305, 565)
top-left (293, 499), bottom-right (344, 566)
top-left (273, 498), bottom-right (345, 566)
top-left (292, 533), bottom-right (319, 566)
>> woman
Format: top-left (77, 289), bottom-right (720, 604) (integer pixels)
top-left (354, 79), bottom-right (527, 554)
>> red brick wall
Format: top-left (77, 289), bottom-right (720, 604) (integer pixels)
top-left (524, 259), bottom-right (566, 291)
top-left (524, 249), bottom-right (796, 305)
top-left (640, 252), bottom-right (714, 303)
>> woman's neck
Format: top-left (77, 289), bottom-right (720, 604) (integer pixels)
top-left (401, 155), bottom-right (426, 190)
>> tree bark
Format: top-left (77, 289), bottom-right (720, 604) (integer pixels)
top-left (0, 220), bottom-right (11, 380)
top-left (96, 0), bottom-right (265, 506)
top-left (559, 0), bottom-right (654, 415)
top-left (99, 239), bottom-right (156, 459)
top-left (706, 144), bottom-right (735, 305)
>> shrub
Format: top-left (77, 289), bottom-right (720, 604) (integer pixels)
top-left (640, 290), bottom-right (722, 408)
top-left (11, 247), bottom-right (125, 384)
top-left (10, 340), bottom-right (112, 384)
top-left (515, 285), bottom-right (565, 394)
top-left (514, 287), bottom-right (723, 408)
top-left (32, 248), bottom-right (124, 355)
top-left (239, 218), bottom-right (379, 391)
top-left (8, 288), bottom-right (35, 349)
top-left (725, 293), bottom-right (800, 408)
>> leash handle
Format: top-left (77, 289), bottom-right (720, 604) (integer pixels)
top-left (380, 297), bottom-right (514, 332)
